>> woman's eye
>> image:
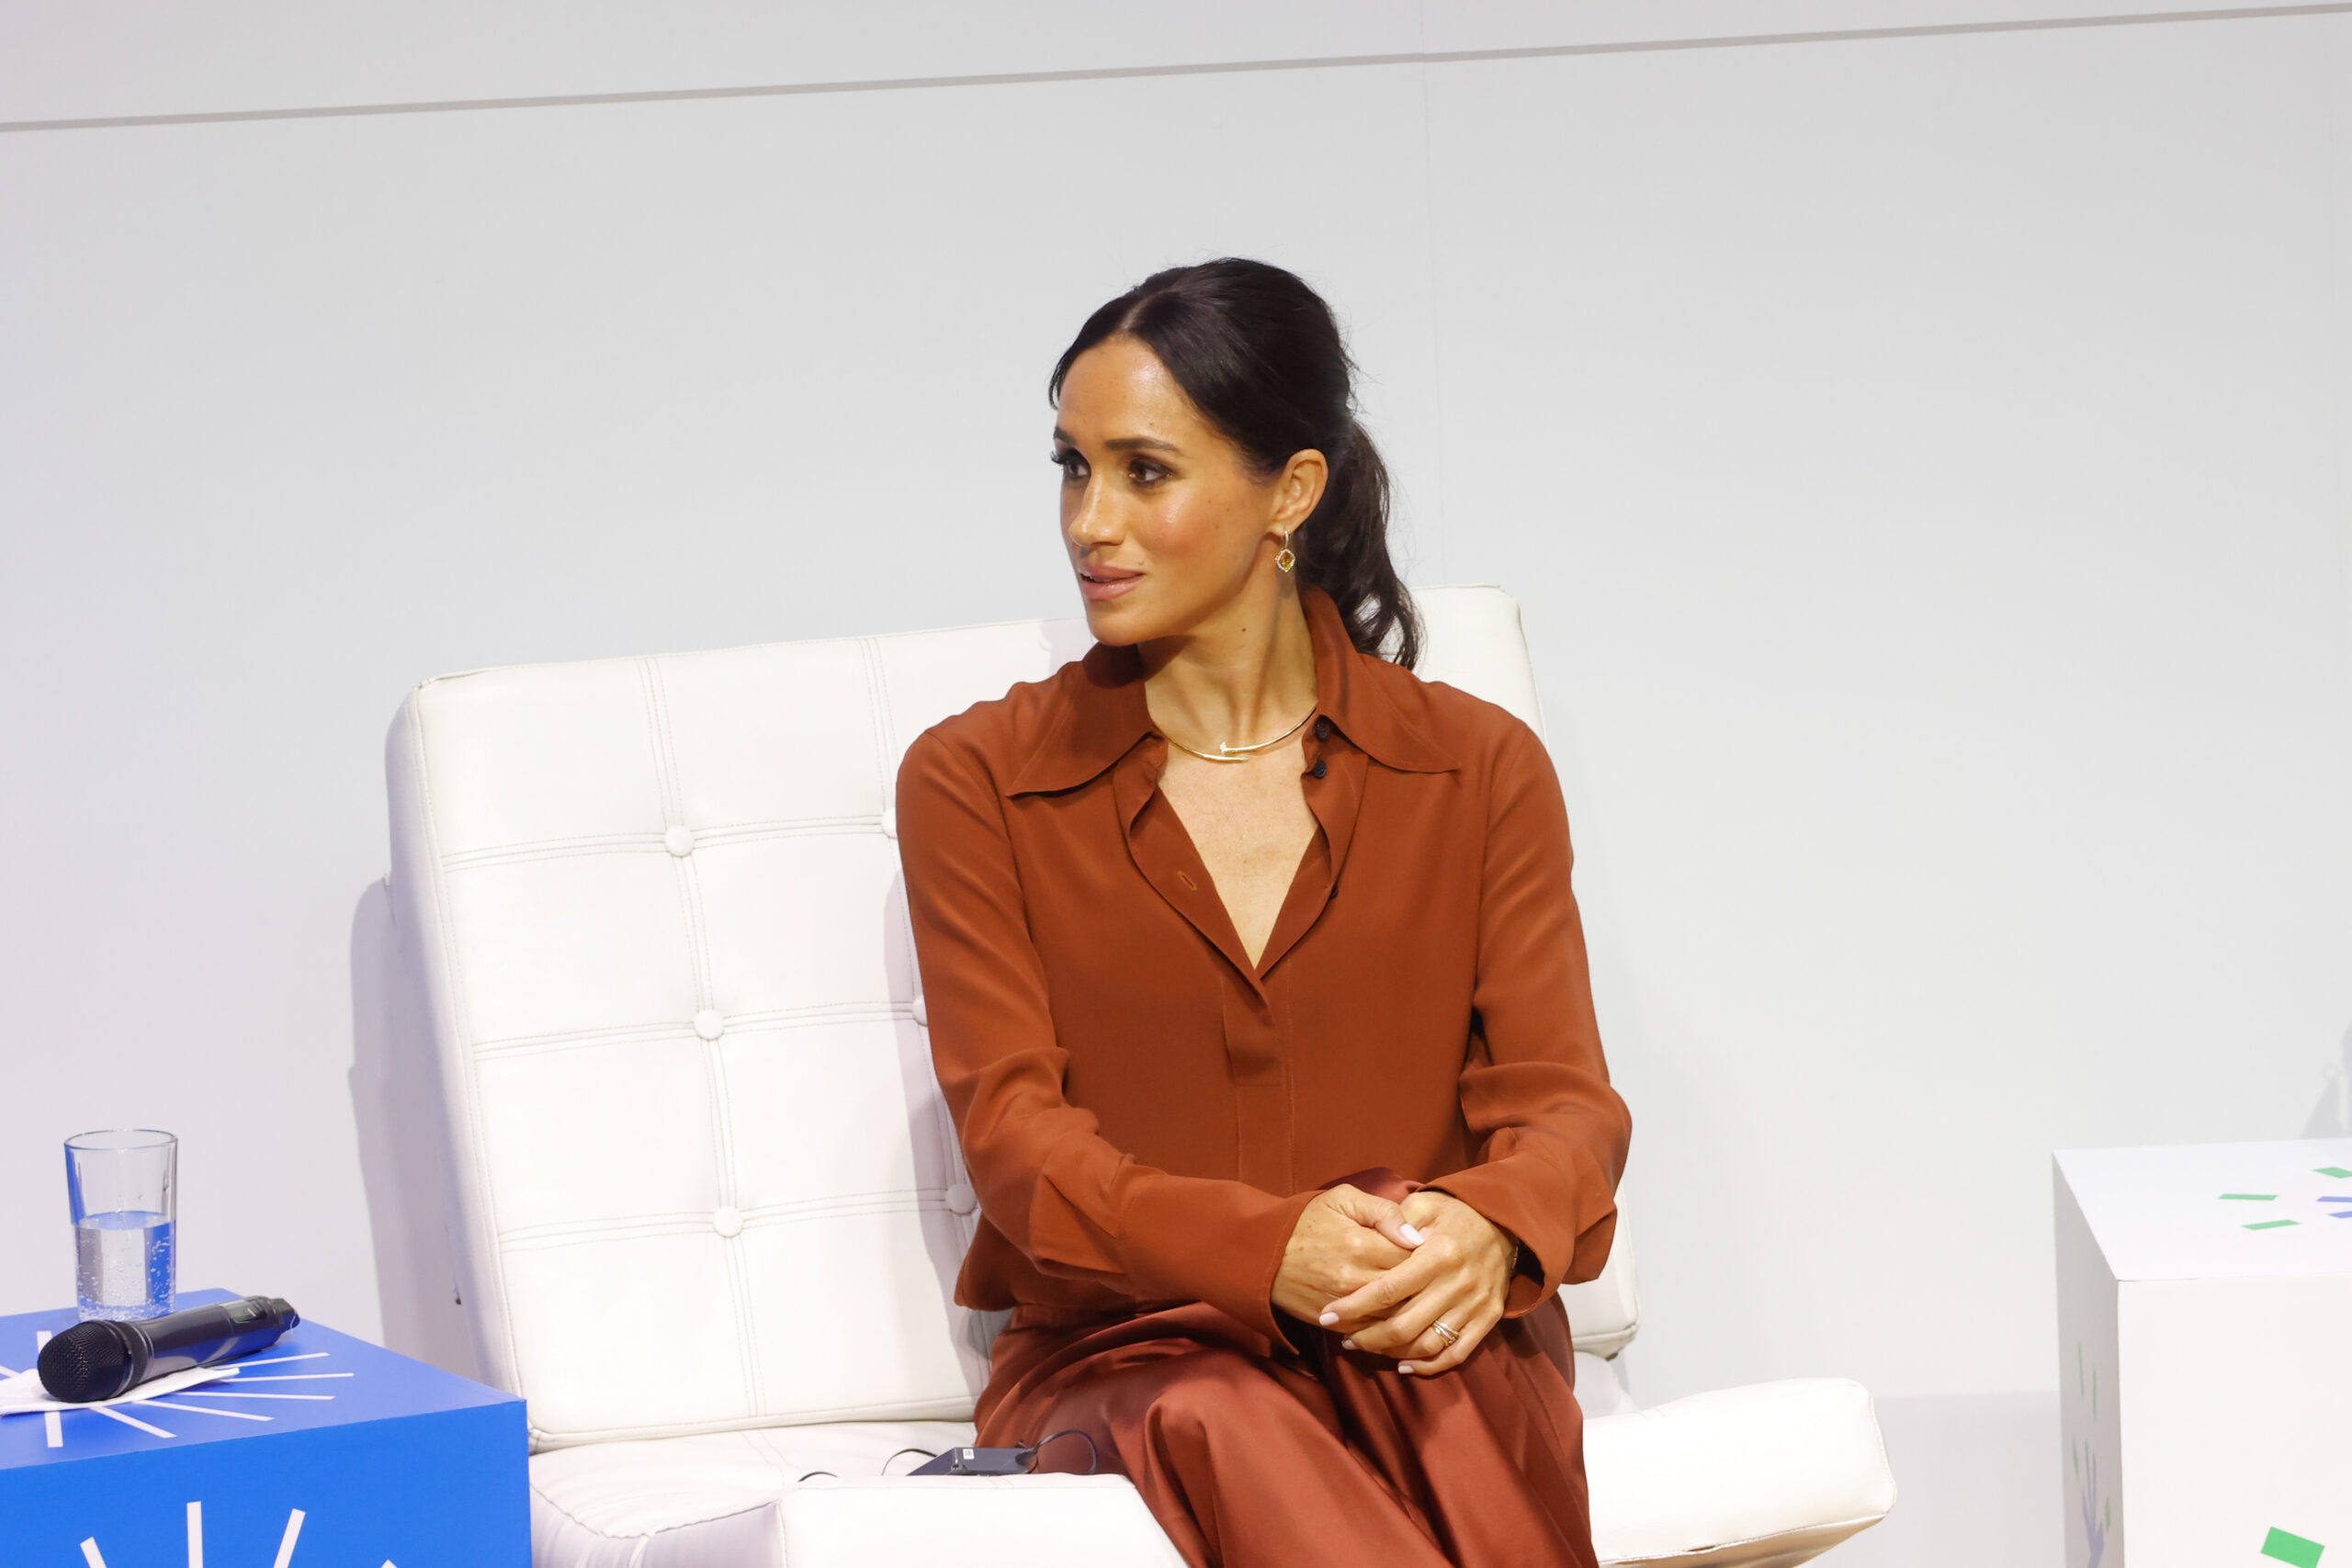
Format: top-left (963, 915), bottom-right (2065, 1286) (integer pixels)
top-left (1052, 451), bottom-right (1087, 481)
top-left (1128, 460), bottom-right (1167, 486)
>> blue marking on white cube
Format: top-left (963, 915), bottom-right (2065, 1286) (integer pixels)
top-left (0, 1289), bottom-right (526, 1566)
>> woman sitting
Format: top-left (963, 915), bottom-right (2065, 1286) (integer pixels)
top-left (898, 257), bottom-right (1632, 1568)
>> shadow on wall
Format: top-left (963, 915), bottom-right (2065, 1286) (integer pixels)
top-left (349, 878), bottom-right (481, 1380)
top-left (2301, 1023), bottom-right (2352, 1139)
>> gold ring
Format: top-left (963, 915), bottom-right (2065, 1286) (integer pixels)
top-left (1432, 1320), bottom-right (1459, 1345)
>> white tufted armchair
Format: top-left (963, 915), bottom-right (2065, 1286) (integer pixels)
top-left (381, 585), bottom-right (1895, 1567)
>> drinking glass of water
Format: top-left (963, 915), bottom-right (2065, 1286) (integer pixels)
top-left (66, 1129), bottom-right (177, 1321)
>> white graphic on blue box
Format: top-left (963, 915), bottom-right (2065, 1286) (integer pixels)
top-left (74, 1500), bottom-right (397, 1568)
top-left (0, 1330), bottom-right (347, 1452)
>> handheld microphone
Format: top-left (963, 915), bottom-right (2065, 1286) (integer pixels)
top-left (38, 1295), bottom-right (300, 1403)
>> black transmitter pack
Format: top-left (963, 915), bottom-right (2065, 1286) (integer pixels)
top-left (908, 1446), bottom-right (1035, 1476)
top-left (906, 1430), bottom-right (1097, 1476)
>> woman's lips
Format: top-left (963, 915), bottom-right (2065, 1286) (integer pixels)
top-left (1078, 566), bottom-right (1141, 602)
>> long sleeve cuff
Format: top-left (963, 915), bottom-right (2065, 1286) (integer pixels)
top-left (1427, 1149), bottom-right (1618, 1316)
top-left (1120, 1179), bottom-right (1318, 1342)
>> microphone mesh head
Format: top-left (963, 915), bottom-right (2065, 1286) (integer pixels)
top-left (39, 1322), bottom-right (135, 1402)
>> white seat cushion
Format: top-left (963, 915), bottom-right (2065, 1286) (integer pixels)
top-left (530, 1420), bottom-right (971, 1566)
top-left (527, 1364), bottom-right (1889, 1568)
top-left (1586, 1379), bottom-right (1897, 1567)
top-left (782, 1477), bottom-right (1188, 1568)
top-left (530, 1420), bottom-right (1181, 1568)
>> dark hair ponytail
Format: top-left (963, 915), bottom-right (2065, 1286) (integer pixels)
top-left (1049, 258), bottom-right (1421, 669)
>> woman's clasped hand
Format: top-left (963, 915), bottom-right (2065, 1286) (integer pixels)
top-left (1271, 1183), bottom-right (1520, 1376)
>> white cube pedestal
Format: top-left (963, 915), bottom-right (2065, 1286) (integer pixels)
top-left (2053, 1139), bottom-right (2352, 1568)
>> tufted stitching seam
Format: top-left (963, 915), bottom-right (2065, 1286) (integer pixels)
top-left (471, 1004), bottom-right (910, 1058)
top-left (741, 1424), bottom-right (799, 1490)
top-left (856, 636), bottom-right (899, 807)
top-left (443, 830), bottom-right (667, 867)
top-left (500, 1191), bottom-right (956, 1247)
top-left (529, 1395), bottom-right (979, 1449)
top-left (442, 817), bottom-right (895, 869)
top-left (642, 657), bottom-right (765, 1419)
top-left (470, 1003), bottom-right (914, 1058)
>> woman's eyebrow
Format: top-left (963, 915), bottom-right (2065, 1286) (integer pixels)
top-left (1049, 428), bottom-right (1182, 454)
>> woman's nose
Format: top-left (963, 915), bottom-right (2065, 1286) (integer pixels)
top-left (1067, 479), bottom-right (1118, 547)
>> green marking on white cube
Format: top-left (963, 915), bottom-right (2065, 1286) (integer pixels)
top-left (2222, 1193), bottom-right (2278, 1201)
top-left (2260, 1525), bottom-right (2324, 1568)
top-left (2316, 1167), bottom-right (2352, 1180)
top-left (2245, 1219), bottom-right (2299, 1231)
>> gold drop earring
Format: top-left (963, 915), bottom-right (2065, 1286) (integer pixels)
top-left (1274, 529), bottom-right (1295, 573)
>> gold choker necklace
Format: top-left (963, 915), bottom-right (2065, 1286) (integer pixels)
top-left (1163, 708), bottom-right (1316, 764)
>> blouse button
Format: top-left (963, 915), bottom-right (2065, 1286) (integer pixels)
top-left (945, 1182), bottom-right (978, 1216)
top-left (1310, 759), bottom-right (1329, 780)
top-left (1314, 717), bottom-right (1332, 741)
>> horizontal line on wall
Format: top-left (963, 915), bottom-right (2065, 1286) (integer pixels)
top-left (5, 3), bottom-right (2348, 135)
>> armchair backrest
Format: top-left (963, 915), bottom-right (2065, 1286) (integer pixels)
top-left (385, 585), bottom-right (1636, 1450)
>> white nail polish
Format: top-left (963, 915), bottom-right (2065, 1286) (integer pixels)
top-left (1318, 1312), bottom-right (1340, 1326)
top-left (1398, 1363), bottom-right (1415, 1374)
top-left (1341, 1338), bottom-right (1356, 1351)
top-left (1400, 1224), bottom-right (1425, 1246)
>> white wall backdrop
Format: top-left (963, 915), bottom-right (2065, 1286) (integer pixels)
top-left (3, 6), bottom-right (2346, 1561)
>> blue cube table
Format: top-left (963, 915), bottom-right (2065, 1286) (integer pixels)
top-left (0, 1289), bottom-right (526, 1567)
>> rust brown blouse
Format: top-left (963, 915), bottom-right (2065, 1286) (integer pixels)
top-left (898, 587), bottom-right (1632, 1346)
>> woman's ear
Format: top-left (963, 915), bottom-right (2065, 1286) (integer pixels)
top-left (1272, 448), bottom-right (1329, 532)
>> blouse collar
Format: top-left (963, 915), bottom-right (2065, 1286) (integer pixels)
top-left (1005, 585), bottom-right (1456, 796)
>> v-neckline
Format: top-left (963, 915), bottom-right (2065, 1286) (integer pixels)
top-left (1154, 791), bottom-right (1318, 971)
top-left (1120, 743), bottom-right (1358, 990)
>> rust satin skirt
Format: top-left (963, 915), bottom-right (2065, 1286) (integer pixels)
top-left (971, 1171), bottom-right (1598, 1568)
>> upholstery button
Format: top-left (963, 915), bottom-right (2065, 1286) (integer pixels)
top-left (664, 824), bottom-right (695, 857)
top-left (910, 994), bottom-right (929, 1028)
top-left (1310, 759), bottom-right (1328, 780)
top-left (880, 807), bottom-right (898, 840)
top-left (712, 1205), bottom-right (744, 1238)
top-left (945, 1183), bottom-right (978, 1216)
top-left (1314, 717), bottom-right (1331, 740)
top-left (694, 1010), bottom-right (725, 1041)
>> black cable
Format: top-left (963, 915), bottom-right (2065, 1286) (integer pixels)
top-left (882, 1447), bottom-right (939, 1475)
top-left (1025, 1427), bottom-right (1099, 1475)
